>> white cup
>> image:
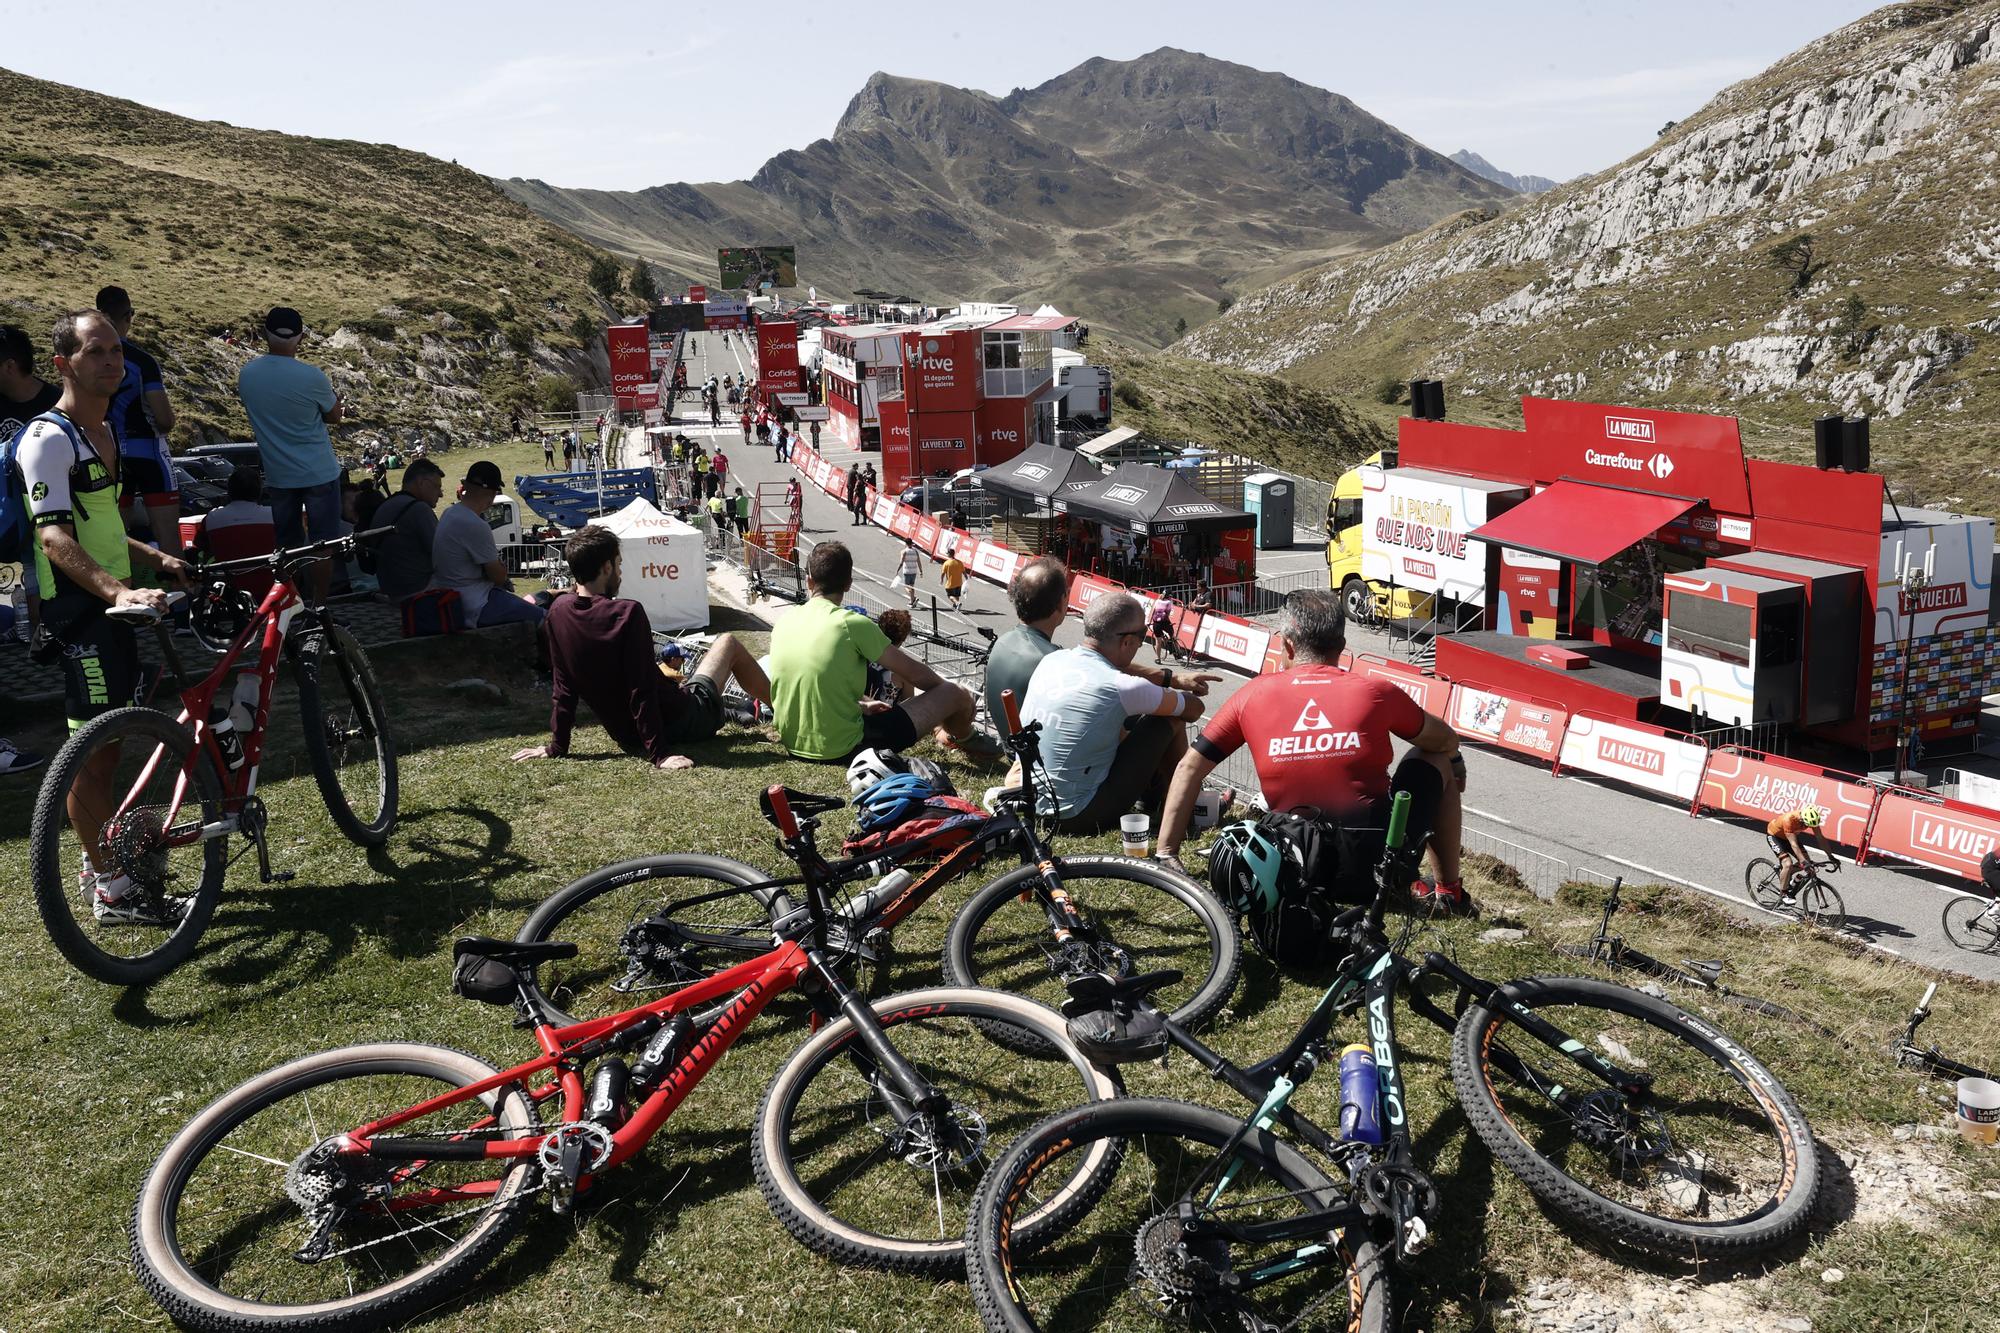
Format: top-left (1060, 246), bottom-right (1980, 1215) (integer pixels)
top-left (1957, 1077), bottom-right (2000, 1146)
top-left (1119, 811), bottom-right (1151, 858)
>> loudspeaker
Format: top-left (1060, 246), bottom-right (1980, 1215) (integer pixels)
top-left (1408, 379), bottom-right (1432, 418)
top-left (1420, 380), bottom-right (1446, 421)
top-left (1841, 416), bottom-right (1870, 473)
top-left (1813, 415), bottom-right (1842, 469)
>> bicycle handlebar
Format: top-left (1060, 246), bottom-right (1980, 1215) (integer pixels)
top-left (1000, 688), bottom-right (1022, 737)
top-left (104, 589), bottom-right (188, 625)
top-left (199, 525), bottom-right (396, 579)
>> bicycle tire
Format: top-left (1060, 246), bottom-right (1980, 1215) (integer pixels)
top-left (29, 706), bottom-right (228, 985)
top-left (965, 1097), bottom-right (1393, 1333)
top-left (130, 1042), bottom-right (537, 1331)
top-left (1743, 858), bottom-right (1785, 912)
top-left (751, 985), bottom-right (1122, 1275)
top-left (1451, 975), bottom-right (1818, 1258)
top-left (941, 854), bottom-right (1240, 1053)
top-left (1341, 576), bottom-right (1377, 631)
top-left (514, 853), bottom-right (779, 1028)
top-left (1797, 877), bottom-right (1846, 932)
top-left (1942, 896), bottom-right (2000, 953)
top-left (294, 622), bottom-right (398, 846)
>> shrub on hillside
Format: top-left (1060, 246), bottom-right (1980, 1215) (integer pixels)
top-left (1373, 375), bottom-right (1404, 405)
top-left (1114, 381), bottom-right (1147, 410)
top-left (534, 374), bottom-right (582, 414)
top-left (501, 320), bottom-right (537, 354)
top-left (587, 253), bottom-right (621, 300)
top-left (343, 317), bottom-right (397, 341)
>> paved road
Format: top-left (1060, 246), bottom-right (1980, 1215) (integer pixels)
top-left (667, 333), bottom-right (2000, 986)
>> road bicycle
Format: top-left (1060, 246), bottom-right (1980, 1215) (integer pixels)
top-left (1889, 982), bottom-right (1994, 1082)
top-left (512, 690), bottom-right (1240, 1051)
top-left (1555, 876), bottom-right (1803, 1024)
top-left (965, 794), bottom-right (1821, 1331)
top-left (1941, 890), bottom-right (2000, 955)
top-left (1744, 851), bottom-right (1846, 931)
top-left (28, 529), bottom-right (397, 985)
top-left (130, 785), bottom-right (1120, 1331)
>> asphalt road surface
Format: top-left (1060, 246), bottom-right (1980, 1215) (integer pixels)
top-left (666, 332), bottom-right (2000, 986)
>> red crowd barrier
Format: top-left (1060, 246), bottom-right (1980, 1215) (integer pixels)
top-left (1350, 653), bottom-right (1449, 716)
top-left (1445, 678), bottom-right (1570, 765)
top-left (1695, 748), bottom-right (1877, 849)
top-left (1859, 789), bottom-right (2000, 879)
top-left (1554, 711), bottom-right (1708, 808)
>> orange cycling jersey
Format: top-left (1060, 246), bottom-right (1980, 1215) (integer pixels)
top-left (1767, 812), bottom-right (1811, 839)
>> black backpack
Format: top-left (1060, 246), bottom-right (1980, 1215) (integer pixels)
top-left (1243, 808), bottom-right (1380, 967)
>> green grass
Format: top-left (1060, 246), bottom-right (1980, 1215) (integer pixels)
top-left (1, 634), bottom-right (1996, 1331)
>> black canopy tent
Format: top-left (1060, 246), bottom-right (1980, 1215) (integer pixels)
top-left (971, 442), bottom-right (1101, 512)
top-left (1053, 461), bottom-right (1254, 536)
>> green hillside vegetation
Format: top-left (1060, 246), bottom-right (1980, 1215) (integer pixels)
top-left (0, 66), bottom-right (641, 451)
top-left (1180, 1), bottom-right (2000, 516)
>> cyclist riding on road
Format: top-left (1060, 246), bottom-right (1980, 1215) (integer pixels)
top-left (1766, 805), bottom-right (1830, 906)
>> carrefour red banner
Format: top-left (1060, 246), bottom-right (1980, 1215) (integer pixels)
top-left (607, 324), bottom-right (650, 403)
top-left (1864, 792), bottom-right (2000, 881)
top-left (1696, 749), bottom-right (1877, 848)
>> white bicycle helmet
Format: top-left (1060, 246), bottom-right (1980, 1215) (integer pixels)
top-left (846, 747), bottom-right (907, 795)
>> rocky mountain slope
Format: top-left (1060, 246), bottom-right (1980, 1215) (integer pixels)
top-left (501, 49), bottom-right (1512, 347)
top-left (1449, 149), bottom-right (1557, 194)
top-left (0, 66), bottom-right (628, 452)
top-left (1182, 1), bottom-right (2000, 515)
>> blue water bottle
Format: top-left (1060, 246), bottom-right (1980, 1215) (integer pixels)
top-left (1338, 1043), bottom-right (1385, 1145)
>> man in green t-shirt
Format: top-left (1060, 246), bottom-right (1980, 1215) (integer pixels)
top-left (767, 542), bottom-right (1001, 762)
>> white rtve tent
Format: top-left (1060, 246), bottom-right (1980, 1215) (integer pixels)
top-left (593, 498), bottom-right (708, 632)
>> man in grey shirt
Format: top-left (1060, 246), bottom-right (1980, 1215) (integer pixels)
top-left (431, 460), bottom-right (544, 626)
top-left (370, 458), bottom-right (443, 602)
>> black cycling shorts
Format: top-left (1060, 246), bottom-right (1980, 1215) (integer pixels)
top-left (1766, 832), bottom-right (1796, 860)
top-left (49, 600), bottom-right (140, 729)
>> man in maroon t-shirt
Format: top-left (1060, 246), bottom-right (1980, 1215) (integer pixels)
top-left (511, 526), bottom-right (769, 770)
top-left (1157, 589), bottom-right (1469, 911)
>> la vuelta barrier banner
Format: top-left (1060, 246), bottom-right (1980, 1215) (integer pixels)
top-left (889, 505), bottom-right (921, 540)
top-left (1696, 750), bottom-right (1876, 848)
top-left (970, 541), bottom-right (1022, 585)
top-left (1450, 685), bottom-right (1567, 763)
top-left (915, 515), bottom-right (941, 552)
top-left (1351, 656), bottom-right (1446, 716)
top-left (1557, 714), bottom-right (1706, 802)
top-left (1194, 617), bottom-right (1273, 674)
top-left (1067, 573), bottom-right (1123, 614)
top-left (1864, 792), bottom-right (2000, 881)
top-left (870, 494), bottom-right (899, 529)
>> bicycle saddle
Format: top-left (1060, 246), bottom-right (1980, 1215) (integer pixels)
top-left (760, 787), bottom-right (845, 825)
top-left (1059, 969), bottom-right (1184, 1019)
top-left (1681, 958), bottom-right (1726, 983)
top-left (453, 936), bottom-right (578, 967)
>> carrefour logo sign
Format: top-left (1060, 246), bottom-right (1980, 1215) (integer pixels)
top-left (1584, 448), bottom-right (1675, 480)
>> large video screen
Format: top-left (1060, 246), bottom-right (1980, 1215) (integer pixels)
top-left (718, 245), bottom-right (797, 290)
top-left (1573, 540), bottom-right (1704, 646)
top-left (648, 304), bottom-right (705, 333)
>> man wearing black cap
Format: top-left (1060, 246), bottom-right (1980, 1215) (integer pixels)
top-left (237, 306), bottom-right (344, 601)
top-left (93, 286), bottom-right (180, 553)
top-left (431, 459), bottom-right (544, 626)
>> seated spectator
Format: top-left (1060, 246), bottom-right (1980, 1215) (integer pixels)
top-left (432, 460), bottom-right (544, 626)
top-left (1155, 589), bottom-right (1467, 910)
top-left (986, 557), bottom-right (1216, 738)
top-left (867, 608), bottom-right (917, 704)
top-left (200, 465), bottom-right (277, 602)
top-left (1020, 591), bottom-right (1206, 834)
top-left (370, 458), bottom-right (443, 603)
top-left (767, 541), bottom-right (999, 762)
top-left (512, 525), bottom-right (769, 771)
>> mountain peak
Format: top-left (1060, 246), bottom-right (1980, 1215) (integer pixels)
top-left (1449, 149), bottom-right (1558, 194)
top-left (835, 71), bottom-right (999, 137)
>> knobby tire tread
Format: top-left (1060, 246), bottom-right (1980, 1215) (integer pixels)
top-left (295, 623), bottom-right (398, 847)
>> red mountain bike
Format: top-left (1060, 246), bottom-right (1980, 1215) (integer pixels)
top-left (130, 786), bottom-right (1119, 1331)
top-left (29, 529), bottom-right (397, 984)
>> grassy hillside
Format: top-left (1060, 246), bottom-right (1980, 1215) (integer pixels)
top-left (1181, 1), bottom-right (2000, 516)
top-left (0, 66), bottom-right (637, 452)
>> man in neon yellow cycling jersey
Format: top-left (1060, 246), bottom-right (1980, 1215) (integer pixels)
top-left (20, 310), bottom-right (192, 924)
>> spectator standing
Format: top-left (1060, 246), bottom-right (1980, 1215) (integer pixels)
top-left (1155, 589), bottom-right (1466, 908)
top-left (369, 457), bottom-right (444, 603)
top-left (431, 460), bottom-right (544, 626)
top-left (236, 306), bottom-right (343, 603)
top-left (766, 542), bottom-right (997, 762)
top-left (896, 538), bottom-right (922, 610)
top-left (542, 433), bottom-right (555, 469)
top-left (21, 311), bottom-right (193, 904)
top-left (513, 525), bottom-right (768, 771)
top-left (939, 549), bottom-right (966, 611)
top-left (199, 466), bottom-right (277, 603)
top-left (809, 418), bottom-right (821, 450)
top-left (786, 476), bottom-right (802, 530)
top-left (1019, 592), bottom-right (1206, 834)
top-left (848, 472), bottom-right (866, 526)
top-left (706, 491), bottom-right (728, 546)
top-left (740, 409), bottom-right (752, 445)
top-left (562, 431), bottom-right (576, 471)
top-left (1, 324), bottom-right (62, 649)
top-left (94, 287), bottom-right (180, 553)
top-left (732, 485), bottom-right (751, 535)
top-left (711, 447), bottom-right (729, 497)
top-left (691, 446), bottom-right (710, 496)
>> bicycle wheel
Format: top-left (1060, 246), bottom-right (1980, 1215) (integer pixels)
top-left (966, 1097), bottom-right (1392, 1333)
top-left (752, 985), bottom-right (1123, 1275)
top-left (943, 855), bottom-right (1240, 1049)
top-left (1796, 877), bottom-right (1846, 932)
top-left (1942, 897), bottom-right (2000, 953)
top-left (294, 621), bottom-right (398, 847)
top-left (130, 1042), bottom-right (538, 1331)
top-left (1451, 975), bottom-right (1818, 1258)
top-left (1743, 859), bottom-right (1785, 912)
top-left (29, 706), bottom-right (228, 985)
top-left (514, 853), bottom-right (783, 1027)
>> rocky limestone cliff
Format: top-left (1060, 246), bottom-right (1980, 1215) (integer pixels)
top-left (1182, 1), bottom-right (2000, 512)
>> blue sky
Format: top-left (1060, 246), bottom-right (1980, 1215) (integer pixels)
top-left (7, 0), bottom-right (1882, 190)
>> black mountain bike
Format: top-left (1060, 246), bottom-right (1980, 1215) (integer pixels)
top-left (966, 795), bottom-right (1822, 1331)
top-left (1890, 983), bottom-right (1994, 1082)
top-left (1556, 877), bottom-right (1803, 1025)
top-left (513, 691), bottom-right (1240, 1045)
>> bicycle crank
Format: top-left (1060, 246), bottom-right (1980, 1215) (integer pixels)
top-left (538, 1121), bottom-right (614, 1216)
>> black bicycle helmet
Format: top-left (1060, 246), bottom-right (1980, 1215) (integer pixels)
top-left (1983, 849), bottom-right (2000, 893)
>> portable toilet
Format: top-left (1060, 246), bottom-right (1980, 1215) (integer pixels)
top-left (1243, 473), bottom-right (1294, 549)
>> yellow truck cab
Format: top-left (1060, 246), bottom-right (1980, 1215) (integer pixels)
top-left (1326, 452), bottom-right (1436, 624)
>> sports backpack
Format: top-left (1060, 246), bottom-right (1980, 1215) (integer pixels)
top-left (1242, 808), bottom-right (1379, 967)
top-left (0, 410), bottom-right (85, 564)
